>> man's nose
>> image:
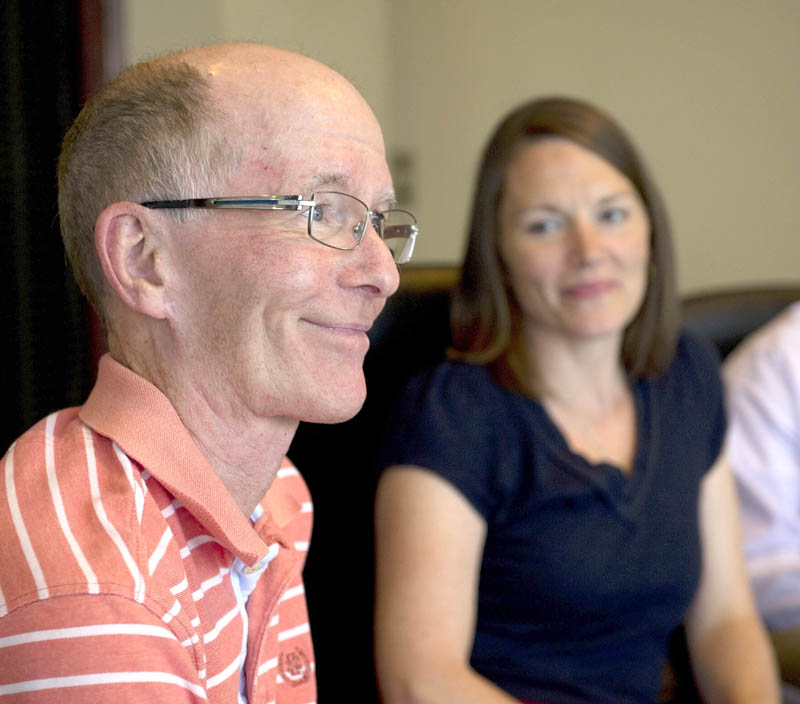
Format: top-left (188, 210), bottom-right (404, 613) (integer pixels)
top-left (347, 221), bottom-right (400, 298)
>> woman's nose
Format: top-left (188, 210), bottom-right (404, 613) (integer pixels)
top-left (569, 219), bottom-right (604, 265)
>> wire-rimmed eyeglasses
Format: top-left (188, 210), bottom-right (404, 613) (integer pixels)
top-left (141, 190), bottom-right (418, 264)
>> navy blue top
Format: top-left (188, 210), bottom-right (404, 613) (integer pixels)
top-left (380, 332), bottom-right (726, 703)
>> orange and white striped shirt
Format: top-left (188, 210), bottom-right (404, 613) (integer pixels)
top-left (0, 356), bottom-right (316, 703)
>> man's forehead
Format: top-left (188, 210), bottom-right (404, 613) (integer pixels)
top-left (180, 44), bottom-right (391, 198)
top-left (212, 62), bottom-right (385, 166)
top-left (231, 153), bottom-right (394, 205)
top-left (234, 109), bottom-right (390, 198)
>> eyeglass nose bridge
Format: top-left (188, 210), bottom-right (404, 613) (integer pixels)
top-left (349, 211), bottom-right (383, 245)
top-left (367, 210), bottom-right (386, 239)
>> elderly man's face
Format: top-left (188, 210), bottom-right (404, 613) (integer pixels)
top-left (164, 66), bottom-right (400, 426)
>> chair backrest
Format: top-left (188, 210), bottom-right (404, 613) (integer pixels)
top-left (289, 267), bottom-right (800, 702)
top-left (682, 285), bottom-right (800, 359)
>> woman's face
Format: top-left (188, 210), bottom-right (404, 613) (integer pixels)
top-left (498, 138), bottom-right (651, 344)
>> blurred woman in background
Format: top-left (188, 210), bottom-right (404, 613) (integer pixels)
top-left (374, 97), bottom-right (778, 703)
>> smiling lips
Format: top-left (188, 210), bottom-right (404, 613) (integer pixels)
top-left (306, 320), bottom-right (372, 335)
top-left (301, 319), bottom-right (374, 351)
top-left (562, 280), bottom-right (618, 299)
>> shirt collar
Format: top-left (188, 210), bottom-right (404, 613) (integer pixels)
top-left (80, 354), bottom-right (291, 566)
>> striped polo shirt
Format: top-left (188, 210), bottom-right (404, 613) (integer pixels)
top-left (0, 356), bottom-right (316, 703)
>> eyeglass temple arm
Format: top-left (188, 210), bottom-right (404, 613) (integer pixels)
top-left (140, 196), bottom-right (314, 210)
top-left (383, 223), bottom-right (419, 239)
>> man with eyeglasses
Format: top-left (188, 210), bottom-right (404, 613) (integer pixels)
top-left (0, 43), bottom-right (416, 703)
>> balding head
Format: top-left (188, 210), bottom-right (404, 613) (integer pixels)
top-left (58, 42), bottom-right (384, 330)
top-left (174, 43), bottom-right (386, 195)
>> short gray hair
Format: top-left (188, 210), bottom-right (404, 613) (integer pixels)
top-left (58, 55), bottom-right (239, 328)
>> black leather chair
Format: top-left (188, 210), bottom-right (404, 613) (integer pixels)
top-left (289, 266), bottom-right (800, 702)
top-left (682, 285), bottom-right (800, 360)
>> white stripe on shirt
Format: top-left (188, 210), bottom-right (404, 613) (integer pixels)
top-left (277, 623), bottom-right (310, 642)
top-left (162, 598), bottom-right (181, 624)
top-left (45, 413), bottom-right (99, 594)
top-left (279, 585), bottom-right (305, 603)
top-left (204, 605), bottom-right (239, 644)
top-left (192, 567), bottom-right (230, 602)
top-left (170, 576), bottom-right (188, 595)
top-left (83, 425), bottom-right (146, 603)
top-left (161, 499), bottom-right (181, 519)
top-left (0, 671), bottom-right (207, 698)
top-left (0, 623), bottom-right (177, 648)
top-left (113, 442), bottom-right (144, 524)
top-left (180, 534), bottom-right (217, 559)
top-left (206, 652), bottom-right (241, 689)
top-left (257, 657), bottom-right (278, 676)
top-left (4, 442), bottom-right (49, 599)
top-left (149, 526), bottom-right (174, 576)
top-left (181, 633), bottom-right (200, 648)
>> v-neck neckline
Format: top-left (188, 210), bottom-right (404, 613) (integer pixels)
top-left (512, 377), bottom-right (656, 521)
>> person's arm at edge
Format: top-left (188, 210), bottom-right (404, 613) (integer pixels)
top-left (374, 466), bottom-right (521, 704)
top-left (724, 340), bottom-right (800, 687)
top-left (684, 452), bottom-right (781, 703)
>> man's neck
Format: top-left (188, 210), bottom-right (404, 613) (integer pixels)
top-left (185, 415), bottom-right (299, 518)
top-left (109, 340), bottom-right (299, 519)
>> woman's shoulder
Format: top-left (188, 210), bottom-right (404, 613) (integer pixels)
top-left (387, 360), bottom-right (504, 443)
top-left (642, 329), bottom-right (725, 428)
top-left (402, 360), bottom-right (502, 411)
top-left (382, 361), bottom-right (509, 518)
top-left (646, 329), bottom-right (726, 466)
top-left (665, 328), bottom-right (723, 384)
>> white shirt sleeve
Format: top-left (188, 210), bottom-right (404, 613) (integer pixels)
top-left (724, 303), bottom-right (800, 631)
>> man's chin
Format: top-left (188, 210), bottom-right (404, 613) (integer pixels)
top-left (297, 386), bottom-right (367, 425)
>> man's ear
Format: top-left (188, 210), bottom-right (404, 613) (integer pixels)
top-left (95, 202), bottom-right (169, 320)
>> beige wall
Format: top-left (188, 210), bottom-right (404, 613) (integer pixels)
top-left (122, 0), bottom-right (800, 294)
top-left (121, 0), bottom-right (392, 150)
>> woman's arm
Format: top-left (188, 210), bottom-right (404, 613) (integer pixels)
top-left (374, 466), bottom-right (521, 704)
top-left (684, 452), bottom-right (781, 703)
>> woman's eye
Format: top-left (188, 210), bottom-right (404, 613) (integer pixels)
top-left (523, 219), bottom-right (560, 236)
top-left (598, 207), bottom-right (628, 224)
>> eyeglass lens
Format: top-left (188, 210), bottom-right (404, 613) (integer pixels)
top-left (309, 192), bottom-right (416, 263)
top-left (380, 211), bottom-right (417, 264)
top-left (309, 193), bottom-right (360, 249)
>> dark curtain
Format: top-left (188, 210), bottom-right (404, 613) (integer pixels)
top-left (1, 2), bottom-right (96, 452)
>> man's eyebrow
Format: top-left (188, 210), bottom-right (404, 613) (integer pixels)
top-left (309, 172), bottom-right (349, 191)
top-left (376, 189), bottom-right (397, 210)
top-left (308, 173), bottom-right (397, 209)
